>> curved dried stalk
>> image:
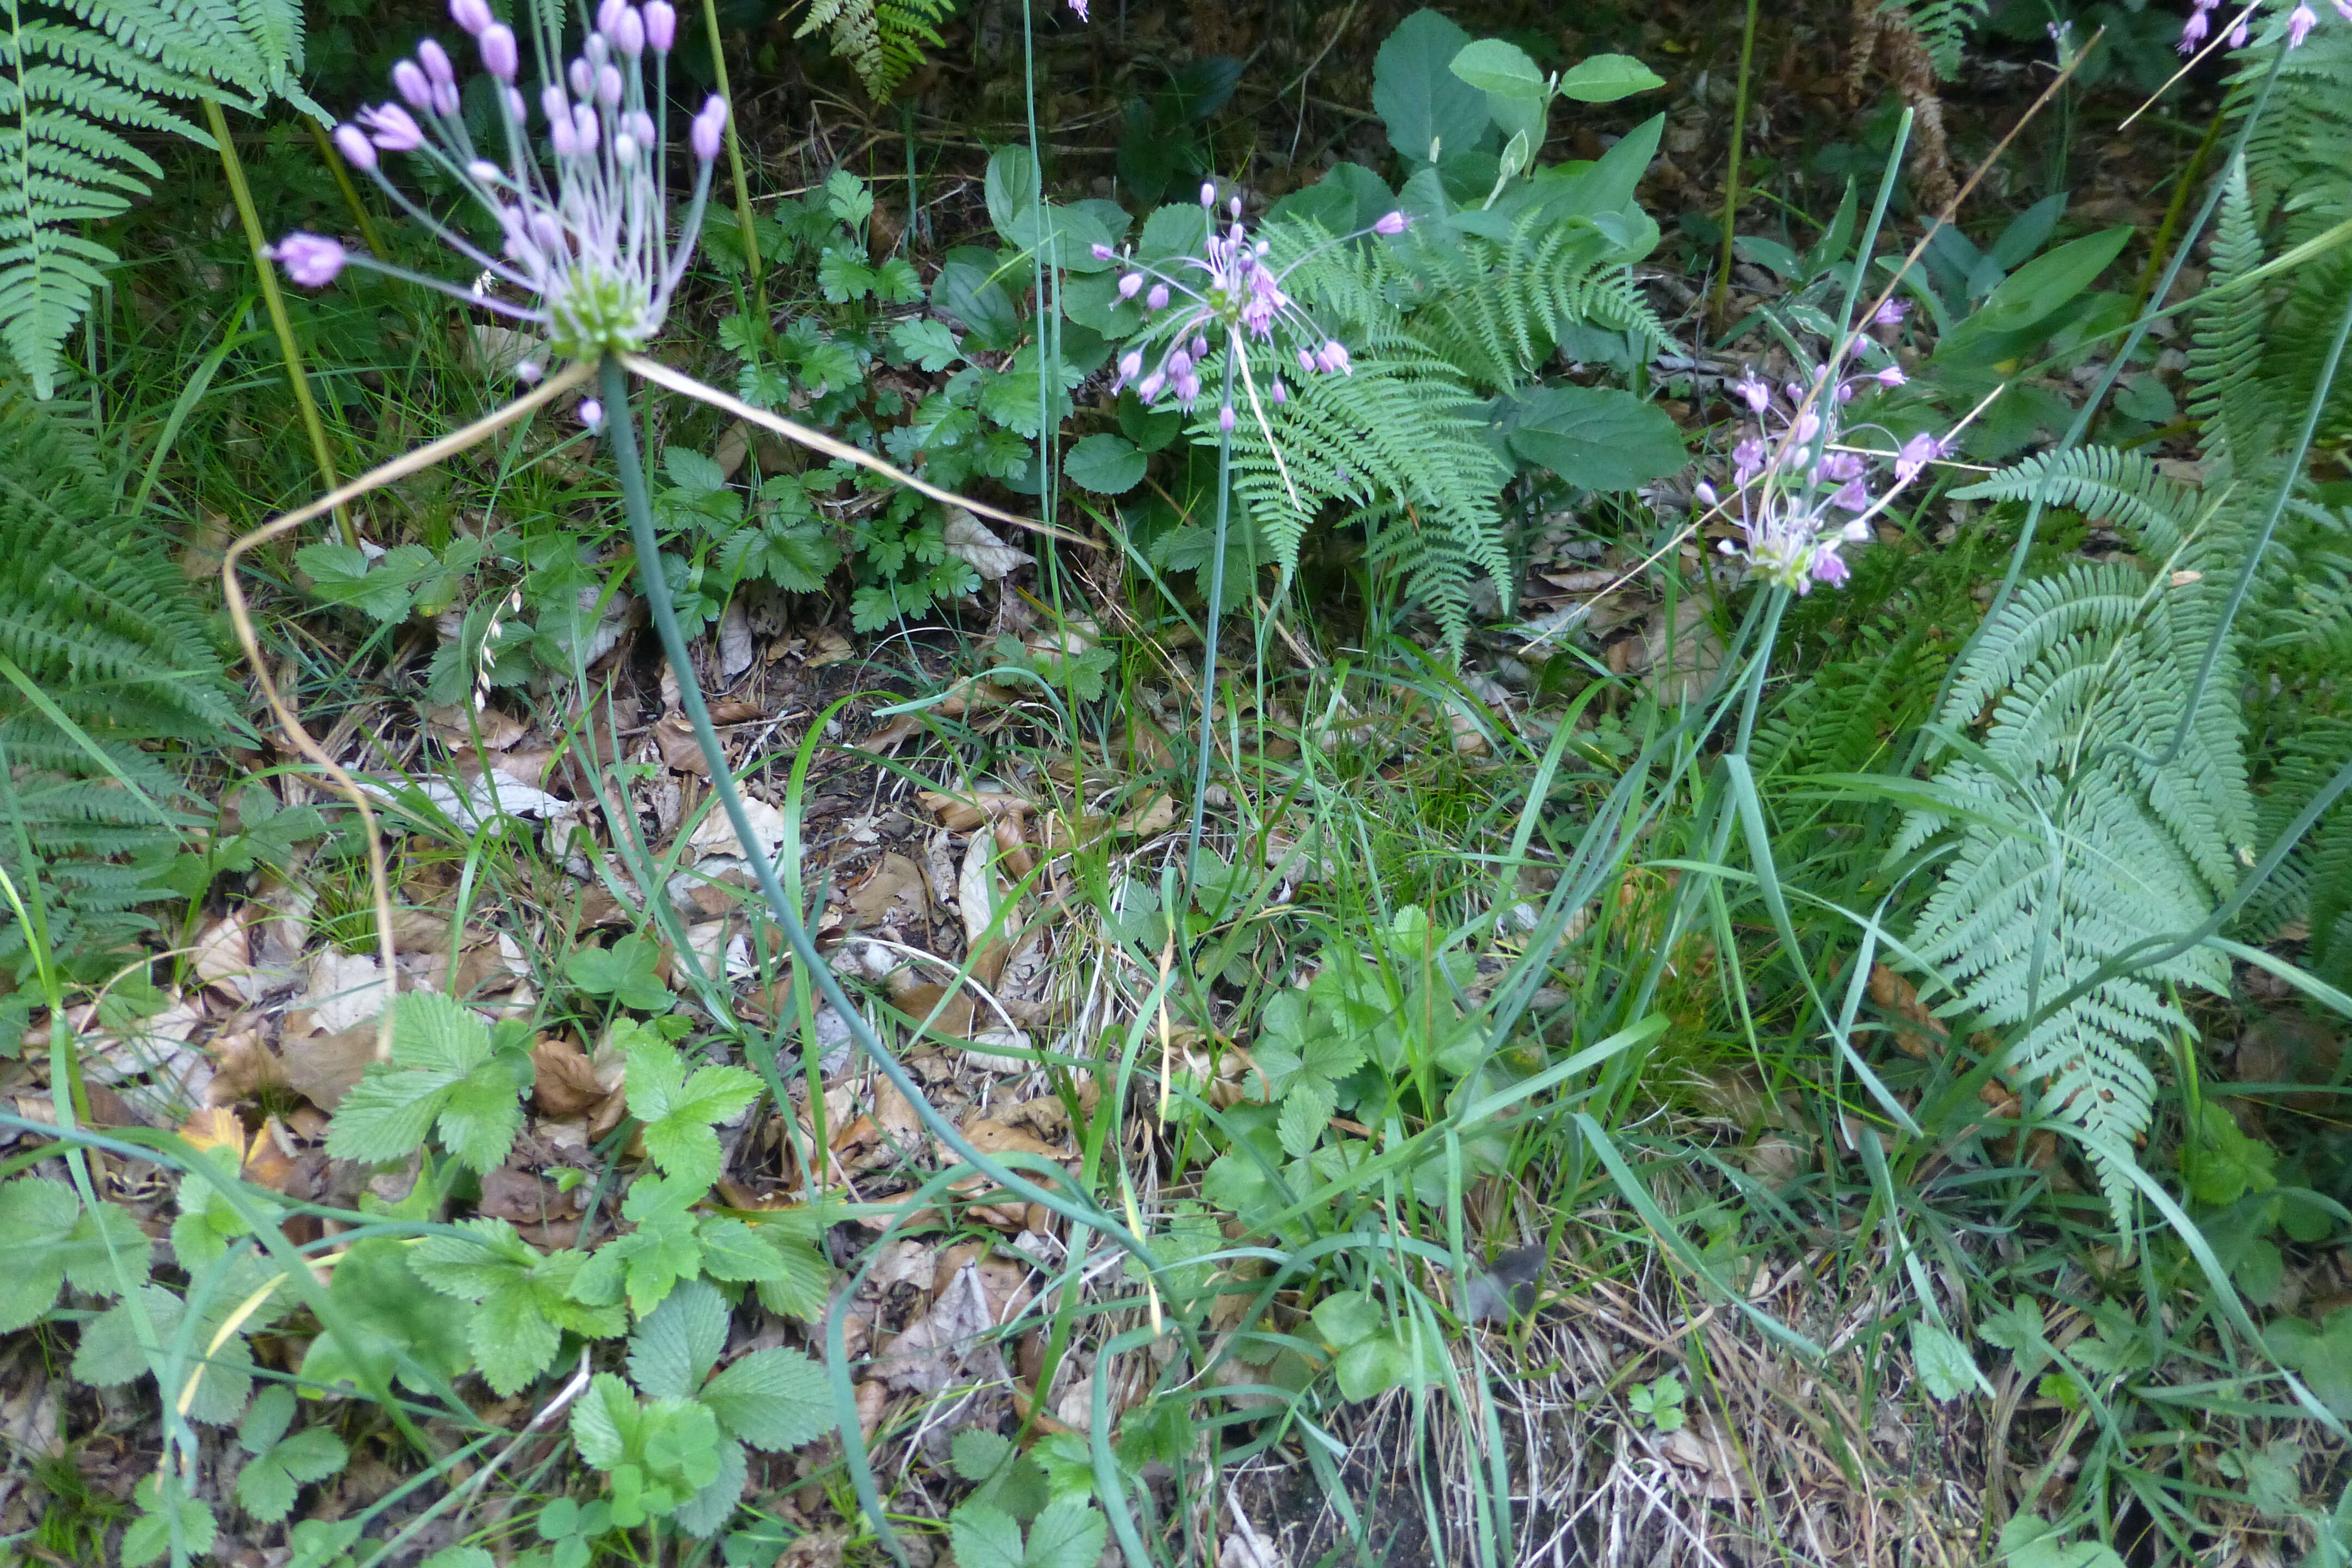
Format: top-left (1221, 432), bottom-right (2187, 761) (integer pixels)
top-left (620, 352), bottom-right (1094, 546)
top-left (220, 363), bottom-right (598, 1059)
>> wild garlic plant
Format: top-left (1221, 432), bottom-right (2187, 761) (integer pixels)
top-left (231, 13), bottom-right (1180, 1553)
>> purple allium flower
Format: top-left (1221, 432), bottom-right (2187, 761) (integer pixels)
top-left (1199, 181), bottom-right (1217, 208)
top-left (1831, 478), bottom-right (1871, 511)
top-left (1218, 405), bottom-right (1237, 432)
top-left (2336, 0), bottom-right (2352, 22)
top-left (1736, 373), bottom-right (1770, 414)
top-left (1873, 297), bottom-right (1909, 327)
top-left (269, 232), bottom-right (347, 287)
top-left (1116, 348), bottom-right (1143, 384)
top-left (579, 399), bottom-right (604, 429)
top-left (273, 0), bottom-right (723, 363)
top-left (2288, 0), bottom-right (2318, 44)
top-left (1876, 364), bottom-right (1907, 388)
top-left (1090, 243), bottom-right (1115, 262)
top-left (1069, 0), bottom-right (1088, 17)
top-left (1270, 378), bottom-right (1287, 405)
top-left (1373, 210), bottom-right (1409, 235)
top-left (1138, 370), bottom-right (1166, 403)
top-left (1118, 272), bottom-right (1144, 299)
top-left (2228, 13), bottom-right (2250, 45)
top-left (1896, 432), bottom-right (1942, 483)
top-left (1810, 547), bottom-right (1851, 588)
top-left (2179, 7), bottom-right (2212, 48)
top-left (1146, 283), bottom-right (1169, 311)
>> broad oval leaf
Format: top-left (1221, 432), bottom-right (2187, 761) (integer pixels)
top-left (1557, 54), bottom-right (1667, 103)
top-left (1064, 433), bottom-right (1148, 494)
top-left (1373, 9), bottom-right (1489, 163)
top-left (1499, 385), bottom-right (1687, 491)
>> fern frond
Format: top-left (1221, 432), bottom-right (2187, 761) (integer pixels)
top-left (793, 0), bottom-right (952, 97)
top-left (1884, 0), bottom-right (1990, 77)
top-left (1, 0), bottom-right (299, 394)
top-left (1951, 446), bottom-right (2201, 559)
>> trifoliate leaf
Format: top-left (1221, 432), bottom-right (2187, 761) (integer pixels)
top-left (625, 1041), bottom-right (758, 1194)
top-left (326, 991), bottom-right (522, 1173)
top-left (0, 1177), bottom-right (149, 1331)
top-left (409, 1220), bottom-right (627, 1395)
top-left (234, 1385), bottom-right (349, 1522)
top-left (566, 934), bottom-right (672, 1013)
top-left (122, 1475), bottom-right (216, 1568)
top-left (699, 1347), bottom-right (830, 1451)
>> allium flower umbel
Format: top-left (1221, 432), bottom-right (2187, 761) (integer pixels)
top-left (1710, 359), bottom-right (1944, 595)
top-left (266, 0), bottom-right (724, 368)
top-left (1097, 183), bottom-right (1411, 424)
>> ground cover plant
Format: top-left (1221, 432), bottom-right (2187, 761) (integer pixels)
top-left (2, 0), bottom-right (2351, 1562)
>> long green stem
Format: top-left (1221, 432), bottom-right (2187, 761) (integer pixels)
top-left (1184, 358), bottom-right (1239, 886)
top-left (305, 117), bottom-right (385, 259)
top-left (1710, 0), bottom-right (1761, 332)
top-left (205, 99), bottom-right (355, 548)
top-left (700, 0), bottom-right (765, 322)
top-left (599, 354), bottom-right (1175, 1558)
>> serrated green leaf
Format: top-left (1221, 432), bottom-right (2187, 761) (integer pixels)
top-left (664, 446), bottom-right (728, 494)
top-left (235, 1396), bottom-right (348, 1524)
top-left (699, 1347), bottom-right (829, 1451)
top-left (0, 1178), bottom-right (148, 1331)
top-left (695, 1217), bottom-right (788, 1283)
top-left (571, 1373), bottom-right (640, 1469)
top-left (296, 1236), bottom-right (476, 1397)
top-left (949, 1502), bottom-right (1028, 1568)
top-left (627, 1042), bottom-right (758, 1193)
top-left (326, 991), bottom-right (520, 1173)
top-left (891, 317), bottom-right (963, 372)
top-left (1024, 1497), bottom-right (1110, 1568)
top-left (628, 1278), bottom-right (730, 1399)
top-left (1910, 1320), bottom-right (1991, 1402)
top-left (952, 1426), bottom-right (1015, 1483)
top-left (750, 1233), bottom-right (834, 1322)
top-left (567, 935), bottom-right (672, 1012)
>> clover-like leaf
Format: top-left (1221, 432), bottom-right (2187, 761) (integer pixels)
top-left (327, 991), bottom-right (523, 1173)
top-left (567, 934), bottom-right (673, 1013)
top-left (624, 1039), bottom-right (758, 1194)
top-left (123, 1475), bottom-right (217, 1568)
top-left (235, 1384), bottom-right (350, 1522)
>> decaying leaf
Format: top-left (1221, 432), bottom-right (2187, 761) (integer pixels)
top-left (652, 711), bottom-right (715, 776)
top-left (942, 509), bottom-right (1033, 581)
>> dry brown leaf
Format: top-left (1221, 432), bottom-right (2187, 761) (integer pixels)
top-left (847, 853), bottom-right (930, 928)
top-left (684, 793), bottom-right (785, 863)
top-left (707, 697), bottom-right (766, 725)
top-left (853, 1379), bottom-right (888, 1442)
top-left (278, 1020), bottom-right (379, 1112)
top-left (424, 703), bottom-right (528, 751)
top-left (298, 951), bottom-right (387, 1036)
top-left (530, 1036), bottom-right (609, 1117)
top-left (1867, 962), bottom-right (1947, 1060)
top-left (652, 711), bottom-right (715, 776)
top-left (942, 509), bottom-right (1033, 581)
top-left (477, 1166), bottom-right (583, 1248)
top-left (191, 908), bottom-right (257, 999)
top-left (887, 982), bottom-right (975, 1040)
top-left (207, 1023), bottom-right (289, 1105)
top-left (917, 788), bottom-right (1034, 832)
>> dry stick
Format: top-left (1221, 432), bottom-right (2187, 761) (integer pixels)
top-left (220, 362), bottom-right (598, 1061)
top-left (618, 354), bottom-right (1092, 544)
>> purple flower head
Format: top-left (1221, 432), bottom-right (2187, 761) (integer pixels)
top-left (359, 102), bottom-right (425, 151)
top-left (289, 0), bottom-right (724, 361)
top-left (1146, 283), bottom-right (1169, 311)
top-left (2179, 8), bottom-right (2212, 48)
top-left (1138, 369), bottom-right (1167, 403)
top-left (1831, 478), bottom-right (1872, 512)
top-left (269, 232), bottom-right (347, 288)
top-left (1118, 272), bottom-right (1144, 299)
top-left (1200, 181), bottom-right (1217, 208)
top-left (333, 123), bottom-right (377, 171)
top-left (2336, 0), bottom-right (2352, 22)
top-left (515, 359), bottom-right (544, 383)
top-left (1175, 370), bottom-right (1202, 405)
top-left (1089, 243), bottom-right (1114, 262)
top-left (481, 23), bottom-right (518, 79)
top-left (1219, 405), bottom-right (1237, 432)
top-left (1694, 480), bottom-right (1719, 508)
top-left (1069, 0), bottom-right (1088, 17)
top-left (1810, 546), bottom-right (1851, 589)
top-left (1873, 297), bottom-right (1909, 327)
top-left (1821, 451), bottom-right (1864, 482)
top-left (1876, 364), bottom-right (1907, 388)
top-left (1117, 348), bottom-right (1143, 384)
top-left (1270, 378), bottom-right (1287, 405)
top-left (2289, 0), bottom-right (2318, 44)
top-left (1736, 373), bottom-right (1770, 414)
top-left (1373, 210), bottom-right (1410, 236)
top-left (1733, 437), bottom-right (1767, 481)
top-left (579, 399), bottom-right (604, 430)
top-left (2228, 13), bottom-right (2250, 45)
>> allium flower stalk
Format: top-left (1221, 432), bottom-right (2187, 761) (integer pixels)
top-left (266, 0), bottom-right (725, 371)
top-left (1095, 183), bottom-right (1411, 426)
top-left (1713, 363), bottom-right (1944, 595)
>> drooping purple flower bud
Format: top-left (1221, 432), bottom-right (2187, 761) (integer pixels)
top-left (1822, 452), bottom-right (1864, 482)
top-left (1192, 334), bottom-right (1209, 360)
top-left (1069, 0), bottom-right (1088, 17)
top-left (270, 232), bottom-right (348, 287)
top-left (1175, 370), bottom-right (1202, 405)
top-left (1373, 210), bottom-right (1409, 236)
top-left (1089, 243), bottom-right (1114, 262)
top-left (1810, 546), bottom-right (1851, 588)
top-left (1138, 370), bottom-right (1166, 403)
top-left (1895, 432), bottom-right (1941, 482)
top-left (392, 59), bottom-right (432, 110)
top-left (1117, 272), bottom-right (1144, 299)
top-left (516, 360), bottom-right (544, 383)
top-left (646, 0), bottom-right (676, 47)
top-left (1736, 374), bottom-right (1769, 414)
top-left (2227, 14), bottom-right (2250, 45)
top-left (579, 399), bottom-right (604, 428)
top-left (1876, 365), bottom-right (1907, 388)
top-left (1146, 283), bottom-right (1169, 311)
top-left (2335, 0), bottom-right (2352, 23)
top-left (450, 0), bottom-right (492, 35)
top-left (1270, 378), bottom-right (1287, 405)
top-left (333, 123), bottom-right (378, 171)
top-left (419, 38), bottom-right (455, 87)
top-left (615, 7), bottom-right (646, 54)
top-left (1835, 380), bottom-right (1855, 403)
top-left (360, 103), bottom-right (425, 151)
top-left (1793, 409), bottom-right (1822, 443)
top-left (1873, 298), bottom-right (1909, 327)
top-left (568, 57), bottom-right (593, 97)
top-left (1297, 348), bottom-right (1315, 375)
top-left (480, 22), bottom-right (518, 78)
top-left (1320, 340), bottom-right (1352, 373)
top-left (2178, 9), bottom-right (2210, 50)
top-left (1199, 181), bottom-right (1216, 208)
top-left (1831, 478), bottom-right (1871, 511)
top-left (1219, 405), bottom-right (1237, 432)
top-left (2288, 0), bottom-right (2317, 45)
top-left (1694, 480), bottom-right (1719, 507)
top-left (692, 97), bottom-right (727, 160)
